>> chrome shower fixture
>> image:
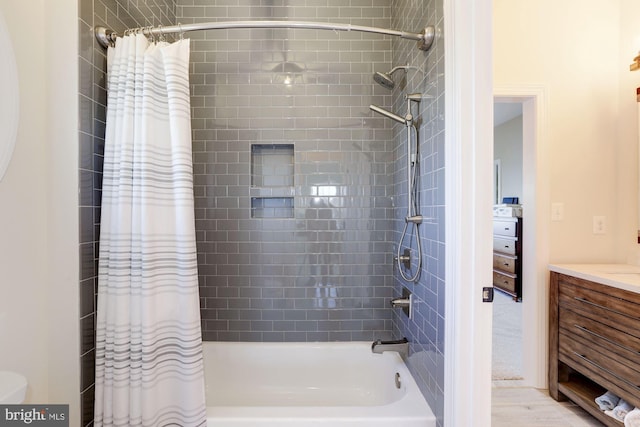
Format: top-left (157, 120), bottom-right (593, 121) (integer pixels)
top-left (370, 93), bottom-right (425, 283)
top-left (373, 65), bottom-right (417, 90)
top-left (369, 105), bottom-right (408, 124)
top-left (369, 93), bottom-right (423, 125)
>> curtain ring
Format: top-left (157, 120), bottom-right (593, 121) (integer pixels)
top-left (178, 22), bottom-right (184, 41)
top-left (159, 24), bottom-right (166, 42)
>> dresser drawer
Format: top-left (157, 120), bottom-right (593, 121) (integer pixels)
top-left (493, 253), bottom-right (517, 274)
top-left (493, 237), bottom-right (517, 255)
top-left (493, 270), bottom-right (516, 293)
top-left (493, 219), bottom-right (518, 237)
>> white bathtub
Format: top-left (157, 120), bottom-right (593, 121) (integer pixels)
top-left (202, 341), bottom-right (436, 427)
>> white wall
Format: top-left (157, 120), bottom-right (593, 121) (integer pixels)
top-left (617, 0), bottom-right (640, 263)
top-left (494, 0), bottom-right (623, 263)
top-left (494, 115), bottom-right (523, 202)
top-left (0, 0), bottom-right (79, 422)
top-left (0, 0), bottom-right (50, 404)
top-left (44, 0), bottom-right (80, 423)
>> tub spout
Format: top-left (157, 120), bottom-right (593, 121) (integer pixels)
top-left (371, 337), bottom-right (409, 359)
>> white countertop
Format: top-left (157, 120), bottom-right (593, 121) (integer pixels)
top-left (549, 263), bottom-right (640, 294)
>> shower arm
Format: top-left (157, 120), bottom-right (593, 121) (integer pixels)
top-left (95, 22), bottom-right (435, 52)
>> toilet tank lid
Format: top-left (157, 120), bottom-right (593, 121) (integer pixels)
top-left (0, 371), bottom-right (27, 401)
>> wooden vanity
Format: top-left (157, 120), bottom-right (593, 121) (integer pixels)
top-left (549, 264), bottom-right (640, 426)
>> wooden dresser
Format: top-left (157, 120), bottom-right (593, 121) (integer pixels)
top-left (549, 266), bottom-right (640, 426)
top-left (492, 217), bottom-right (522, 301)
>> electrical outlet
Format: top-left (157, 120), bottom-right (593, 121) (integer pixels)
top-left (551, 203), bottom-right (564, 221)
top-left (593, 216), bottom-right (606, 234)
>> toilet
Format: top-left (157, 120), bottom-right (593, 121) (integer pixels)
top-left (0, 371), bottom-right (27, 403)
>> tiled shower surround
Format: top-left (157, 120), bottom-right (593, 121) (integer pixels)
top-left (178, 0), bottom-right (398, 342)
top-left (79, 0), bottom-right (445, 426)
top-left (390, 0), bottom-right (446, 424)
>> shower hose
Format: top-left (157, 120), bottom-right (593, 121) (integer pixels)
top-left (396, 122), bottom-right (422, 282)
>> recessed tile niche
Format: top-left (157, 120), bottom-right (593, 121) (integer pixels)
top-left (250, 144), bottom-right (294, 219)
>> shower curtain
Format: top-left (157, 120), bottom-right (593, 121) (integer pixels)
top-left (94, 34), bottom-right (207, 427)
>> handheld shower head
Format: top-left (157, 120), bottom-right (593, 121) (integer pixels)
top-left (372, 65), bottom-right (413, 90)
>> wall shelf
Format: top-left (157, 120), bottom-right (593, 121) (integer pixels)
top-left (250, 144), bottom-right (295, 219)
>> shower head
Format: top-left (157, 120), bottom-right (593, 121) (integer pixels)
top-left (369, 104), bottom-right (407, 124)
top-left (373, 71), bottom-right (396, 90)
top-left (372, 65), bottom-right (412, 90)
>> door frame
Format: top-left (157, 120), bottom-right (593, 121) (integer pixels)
top-left (443, 0), bottom-right (493, 425)
top-left (444, 0), bottom-right (551, 422)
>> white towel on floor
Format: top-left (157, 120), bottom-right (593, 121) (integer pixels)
top-left (611, 399), bottom-right (634, 421)
top-left (625, 408), bottom-right (640, 427)
top-left (596, 390), bottom-right (620, 411)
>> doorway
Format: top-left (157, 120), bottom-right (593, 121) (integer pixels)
top-left (492, 102), bottom-right (524, 384)
top-left (493, 88), bottom-right (550, 390)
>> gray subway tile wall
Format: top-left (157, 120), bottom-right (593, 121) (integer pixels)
top-left (78, 1), bottom-right (176, 426)
top-left (177, 0), bottom-right (398, 342)
top-left (390, 0), bottom-right (446, 426)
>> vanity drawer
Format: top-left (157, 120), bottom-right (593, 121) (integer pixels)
top-left (558, 279), bottom-right (640, 340)
top-left (493, 237), bottom-right (518, 255)
top-left (493, 219), bottom-right (518, 237)
top-left (559, 328), bottom-right (640, 399)
top-left (493, 253), bottom-right (517, 274)
top-left (559, 307), bottom-right (640, 366)
top-left (493, 270), bottom-right (516, 293)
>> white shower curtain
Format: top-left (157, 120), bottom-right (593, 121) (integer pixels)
top-left (94, 34), bottom-right (207, 427)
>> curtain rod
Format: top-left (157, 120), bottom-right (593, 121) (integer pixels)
top-left (95, 21), bottom-right (435, 52)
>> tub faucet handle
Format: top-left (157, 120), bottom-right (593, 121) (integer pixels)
top-left (390, 287), bottom-right (413, 319)
top-left (390, 298), bottom-right (411, 308)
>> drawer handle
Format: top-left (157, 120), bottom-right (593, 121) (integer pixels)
top-left (574, 324), bottom-right (640, 355)
top-left (573, 296), bottom-right (629, 318)
top-left (503, 263), bottom-right (510, 266)
top-left (572, 352), bottom-right (640, 392)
